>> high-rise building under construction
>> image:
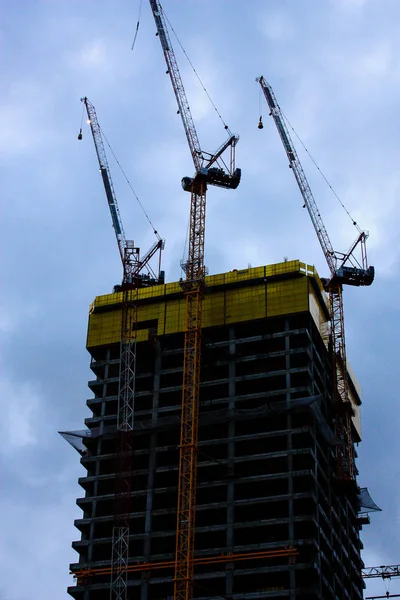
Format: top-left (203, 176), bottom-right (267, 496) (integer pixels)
top-left (65, 259), bottom-right (367, 600)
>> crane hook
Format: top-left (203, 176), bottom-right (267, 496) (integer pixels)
top-left (78, 128), bottom-right (83, 141)
top-left (258, 116), bottom-right (264, 130)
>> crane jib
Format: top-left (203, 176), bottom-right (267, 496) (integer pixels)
top-left (275, 118), bottom-right (294, 159)
top-left (265, 86), bottom-right (276, 109)
top-left (153, 12), bottom-right (169, 49)
top-left (100, 168), bottom-right (122, 236)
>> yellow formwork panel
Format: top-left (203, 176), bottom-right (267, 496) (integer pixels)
top-left (267, 277), bottom-right (308, 317)
top-left (139, 304), bottom-right (159, 322)
top-left (165, 281), bottom-right (182, 296)
top-left (224, 266), bottom-right (265, 285)
top-left (87, 261), bottom-right (325, 348)
top-left (87, 310), bottom-right (121, 348)
top-left (164, 298), bottom-right (185, 335)
top-left (139, 285), bottom-right (164, 300)
top-left (90, 280), bottom-right (182, 312)
top-left (225, 285), bottom-right (266, 324)
top-left (93, 292), bottom-right (122, 310)
top-left (89, 261), bottom-right (317, 312)
top-left (266, 260), bottom-right (300, 278)
top-left (203, 292), bottom-right (225, 328)
top-left (136, 329), bottom-right (150, 343)
top-left (206, 272), bottom-right (226, 287)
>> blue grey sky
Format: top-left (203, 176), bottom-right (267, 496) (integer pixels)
top-left (1, 0), bottom-right (399, 598)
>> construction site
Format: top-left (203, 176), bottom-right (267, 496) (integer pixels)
top-left (62, 2), bottom-right (389, 600)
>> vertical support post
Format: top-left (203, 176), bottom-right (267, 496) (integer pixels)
top-left (285, 319), bottom-right (296, 600)
top-left (226, 326), bottom-right (236, 597)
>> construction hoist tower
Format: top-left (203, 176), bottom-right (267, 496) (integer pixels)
top-left (149, 3), bottom-right (241, 599)
top-left (257, 76), bottom-right (374, 483)
top-left (80, 97), bottom-right (164, 600)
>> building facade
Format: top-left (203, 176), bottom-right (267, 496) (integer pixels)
top-left (66, 260), bottom-right (365, 600)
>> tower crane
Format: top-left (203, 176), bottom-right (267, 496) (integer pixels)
top-left (363, 565), bottom-right (400, 580)
top-left (256, 76), bottom-right (374, 483)
top-left (363, 565), bottom-right (400, 599)
top-left (80, 97), bottom-right (164, 600)
top-left (149, 3), bottom-right (241, 600)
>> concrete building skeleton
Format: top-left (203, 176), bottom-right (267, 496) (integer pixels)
top-left (66, 259), bottom-right (367, 600)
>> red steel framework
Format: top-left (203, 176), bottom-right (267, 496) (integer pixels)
top-left (257, 76), bottom-right (374, 482)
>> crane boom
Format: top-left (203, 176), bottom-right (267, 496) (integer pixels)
top-left (81, 96), bottom-right (164, 282)
top-left (258, 75), bottom-right (374, 483)
top-left (81, 97), bottom-right (126, 263)
top-left (149, 1), bottom-right (241, 190)
top-left (258, 78), bottom-right (335, 273)
top-left (149, 0), bottom-right (202, 170)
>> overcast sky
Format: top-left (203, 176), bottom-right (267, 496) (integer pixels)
top-left (1, 0), bottom-right (399, 598)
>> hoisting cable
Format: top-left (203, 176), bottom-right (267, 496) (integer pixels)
top-left (258, 85), bottom-right (264, 130)
top-left (78, 102), bottom-right (85, 140)
top-left (101, 128), bottom-right (161, 240)
top-left (384, 574), bottom-right (391, 598)
top-left (131, 0), bottom-right (143, 51)
top-left (161, 4), bottom-right (232, 136)
top-left (281, 109), bottom-right (362, 234)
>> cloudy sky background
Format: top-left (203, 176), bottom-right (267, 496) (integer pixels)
top-left (1, 0), bottom-right (399, 597)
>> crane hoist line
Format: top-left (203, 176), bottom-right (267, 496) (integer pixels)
top-left (257, 75), bottom-right (374, 484)
top-left (150, 3), bottom-right (241, 600)
top-left (79, 96), bottom-right (164, 600)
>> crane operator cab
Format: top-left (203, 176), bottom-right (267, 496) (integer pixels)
top-left (182, 166), bottom-right (241, 192)
top-left (322, 265), bottom-right (375, 289)
top-left (335, 265), bottom-right (375, 287)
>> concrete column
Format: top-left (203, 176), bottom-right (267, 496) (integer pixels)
top-left (285, 319), bottom-right (296, 600)
top-left (226, 326), bottom-right (236, 598)
top-left (141, 342), bottom-right (161, 600)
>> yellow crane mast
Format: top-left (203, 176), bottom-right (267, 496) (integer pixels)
top-left (149, 3), bottom-right (241, 599)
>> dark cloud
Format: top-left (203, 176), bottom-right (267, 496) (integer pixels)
top-left (1, 0), bottom-right (398, 597)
